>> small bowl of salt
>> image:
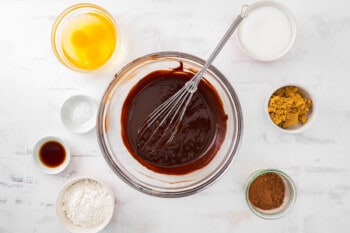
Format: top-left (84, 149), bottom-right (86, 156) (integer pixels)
top-left (61, 95), bottom-right (98, 134)
top-left (56, 176), bottom-right (115, 233)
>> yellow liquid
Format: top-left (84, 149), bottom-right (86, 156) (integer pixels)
top-left (61, 12), bottom-right (117, 70)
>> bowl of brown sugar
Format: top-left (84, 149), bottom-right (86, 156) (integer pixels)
top-left (266, 84), bottom-right (317, 133)
top-left (245, 169), bottom-right (296, 219)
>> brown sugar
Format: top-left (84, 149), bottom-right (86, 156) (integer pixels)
top-left (248, 172), bottom-right (285, 210)
top-left (268, 86), bottom-right (312, 129)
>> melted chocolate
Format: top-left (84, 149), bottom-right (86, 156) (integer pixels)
top-left (121, 65), bottom-right (227, 174)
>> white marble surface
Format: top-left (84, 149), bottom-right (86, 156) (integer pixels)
top-left (0, 0), bottom-right (349, 232)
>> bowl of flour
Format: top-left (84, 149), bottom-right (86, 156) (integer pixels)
top-left (56, 177), bottom-right (115, 233)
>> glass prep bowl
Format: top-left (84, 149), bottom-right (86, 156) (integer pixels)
top-left (97, 52), bottom-right (243, 197)
top-left (245, 169), bottom-right (297, 219)
top-left (51, 3), bottom-right (119, 72)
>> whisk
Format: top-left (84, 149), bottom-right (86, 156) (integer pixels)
top-left (137, 5), bottom-right (250, 153)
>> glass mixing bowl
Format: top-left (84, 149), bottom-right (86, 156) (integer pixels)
top-left (97, 52), bottom-right (243, 197)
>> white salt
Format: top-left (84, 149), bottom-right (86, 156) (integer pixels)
top-left (69, 101), bottom-right (93, 126)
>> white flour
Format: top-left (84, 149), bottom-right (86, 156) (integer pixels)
top-left (61, 179), bottom-right (113, 228)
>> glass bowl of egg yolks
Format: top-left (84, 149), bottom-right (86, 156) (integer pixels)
top-left (51, 3), bottom-right (118, 72)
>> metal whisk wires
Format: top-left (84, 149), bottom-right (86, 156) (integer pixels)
top-left (137, 6), bottom-right (250, 153)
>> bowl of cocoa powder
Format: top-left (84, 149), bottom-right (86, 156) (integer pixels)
top-left (245, 169), bottom-right (296, 219)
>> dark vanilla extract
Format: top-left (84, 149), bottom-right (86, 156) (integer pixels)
top-left (39, 141), bottom-right (66, 168)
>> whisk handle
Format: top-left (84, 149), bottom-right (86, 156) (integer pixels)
top-left (205, 5), bottom-right (250, 68)
top-left (191, 5), bottom-right (250, 87)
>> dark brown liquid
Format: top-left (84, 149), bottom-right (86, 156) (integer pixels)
top-left (121, 65), bottom-right (227, 175)
top-left (39, 141), bottom-right (66, 168)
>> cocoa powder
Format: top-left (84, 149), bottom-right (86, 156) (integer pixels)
top-left (248, 172), bottom-right (285, 210)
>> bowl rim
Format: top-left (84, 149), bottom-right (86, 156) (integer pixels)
top-left (265, 83), bottom-right (317, 133)
top-left (97, 51), bottom-right (243, 197)
top-left (56, 176), bottom-right (115, 233)
top-left (245, 168), bottom-right (297, 219)
top-left (235, 1), bottom-right (297, 61)
top-left (32, 136), bottom-right (71, 174)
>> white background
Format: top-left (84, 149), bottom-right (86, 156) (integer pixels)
top-left (0, 0), bottom-right (349, 232)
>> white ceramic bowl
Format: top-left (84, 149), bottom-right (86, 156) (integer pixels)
top-left (265, 84), bottom-right (317, 133)
top-left (56, 176), bottom-right (115, 233)
top-left (236, 1), bottom-right (297, 61)
top-left (33, 136), bottom-right (71, 174)
top-left (61, 95), bottom-right (98, 134)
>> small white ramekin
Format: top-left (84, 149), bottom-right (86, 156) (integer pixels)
top-left (61, 95), bottom-right (98, 134)
top-left (32, 136), bottom-right (71, 174)
top-left (265, 83), bottom-right (317, 133)
top-left (236, 1), bottom-right (297, 61)
top-left (56, 176), bottom-right (115, 233)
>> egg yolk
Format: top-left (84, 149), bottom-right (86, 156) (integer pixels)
top-left (61, 12), bottom-right (117, 70)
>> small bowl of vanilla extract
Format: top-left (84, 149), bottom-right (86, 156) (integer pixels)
top-left (33, 136), bottom-right (71, 174)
